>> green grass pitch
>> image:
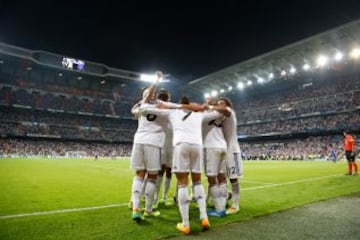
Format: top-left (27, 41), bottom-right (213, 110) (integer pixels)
top-left (0, 157), bottom-right (359, 239)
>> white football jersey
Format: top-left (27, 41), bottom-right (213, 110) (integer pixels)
top-left (164, 122), bottom-right (173, 150)
top-left (139, 107), bottom-right (222, 147)
top-left (222, 107), bottom-right (241, 153)
top-left (202, 113), bottom-right (227, 149)
top-left (133, 103), bottom-right (168, 148)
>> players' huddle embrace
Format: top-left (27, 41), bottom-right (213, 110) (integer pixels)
top-left (129, 71), bottom-right (242, 235)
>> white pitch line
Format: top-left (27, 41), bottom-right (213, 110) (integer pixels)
top-left (242, 174), bottom-right (341, 191)
top-left (0, 203), bottom-right (128, 220)
top-left (0, 174), bottom-right (342, 220)
top-left (241, 180), bottom-right (275, 185)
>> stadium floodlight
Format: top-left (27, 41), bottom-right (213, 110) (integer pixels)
top-left (334, 52), bottom-right (343, 61)
top-left (350, 48), bottom-right (360, 59)
top-left (289, 67), bottom-right (296, 74)
top-left (257, 77), bottom-right (264, 83)
top-left (204, 93), bottom-right (210, 99)
top-left (220, 89), bottom-right (225, 93)
top-left (281, 70), bottom-right (287, 76)
top-left (316, 55), bottom-right (328, 67)
top-left (237, 82), bottom-right (245, 90)
top-left (140, 74), bottom-right (157, 82)
top-left (211, 90), bottom-right (218, 97)
top-left (228, 86), bottom-right (233, 91)
top-left (247, 80), bottom-right (252, 86)
top-left (269, 73), bottom-right (274, 79)
top-left (303, 63), bottom-right (310, 71)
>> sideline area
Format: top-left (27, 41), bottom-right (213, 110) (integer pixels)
top-left (169, 194), bottom-right (360, 240)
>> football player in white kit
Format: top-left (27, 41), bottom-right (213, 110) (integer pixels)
top-left (153, 90), bottom-right (174, 207)
top-left (216, 97), bottom-right (243, 214)
top-left (139, 97), bottom-right (223, 234)
top-left (130, 71), bottom-right (167, 221)
top-left (202, 97), bottom-right (228, 217)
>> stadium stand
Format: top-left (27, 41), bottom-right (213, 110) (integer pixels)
top-left (1, 20), bottom-right (360, 159)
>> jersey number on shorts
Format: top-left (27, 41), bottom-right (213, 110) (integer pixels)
top-left (227, 166), bottom-right (236, 175)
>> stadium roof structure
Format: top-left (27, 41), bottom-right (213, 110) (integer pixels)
top-left (184, 18), bottom-right (360, 98)
top-left (0, 42), bottom-right (169, 83)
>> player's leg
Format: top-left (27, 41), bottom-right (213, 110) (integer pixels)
top-left (153, 164), bottom-right (165, 208)
top-left (345, 151), bottom-right (353, 175)
top-left (130, 144), bottom-right (145, 221)
top-left (226, 152), bottom-right (242, 214)
top-left (190, 144), bottom-right (210, 229)
top-left (173, 143), bottom-right (191, 234)
top-left (204, 148), bottom-right (223, 216)
top-left (162, 148), bottom-right (173, 204)
top-left (143, 145), bottom-right (161, 216)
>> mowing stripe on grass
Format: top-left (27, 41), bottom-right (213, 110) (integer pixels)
top-left (242, 174), bottom-right (341, 191)
top-left (0, 203), bottom-right (128, 220)
top-left (0, 174), bottom-right (342, 220)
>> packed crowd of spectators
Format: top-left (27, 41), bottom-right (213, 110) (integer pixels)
top-left (240, 135), bottom-right (351, 161)
top-left (1, 85), bottom-right (137, 118)
top-left (0, 138), bottom-right (132, 157)
top-left (234, 75), bottom-right (360, 124)
top-left (1, 72), bottom-right (359, 159)
top-left (239, 111), bottom-right (360, 136)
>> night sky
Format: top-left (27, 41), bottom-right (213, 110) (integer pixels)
top-left (1, 0), bottom-right (360, 82)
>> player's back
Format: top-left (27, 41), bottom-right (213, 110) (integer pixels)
top-left (169, 109), bottom-right (203, 147)
top-left (134, 103), bottom-right (167, 147)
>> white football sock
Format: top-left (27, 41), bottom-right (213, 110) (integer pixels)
top-left (178, 185), bottom-right (190, 227)
top-left (193, 183), bottom-right (207, 220)
top-left (131, 176), bottom-right (143, 211)
top-left (145, 179), bottom-right (156, 212)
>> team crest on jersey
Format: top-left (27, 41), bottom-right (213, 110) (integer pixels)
top-left (146, 114), bottom-right (157, 121)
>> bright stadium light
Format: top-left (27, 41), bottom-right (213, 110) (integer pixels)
top-left (140, 74), bottom-right (157, 82)
top-left (289, 67), bottom-right (296, 74)
top-left (247, 80), bottom-right (252, 86)
top-left (350, 48), bottom-right (360, 59)
top-left (228, 86), bottom-right (233, 91)
top-left (334, 52), bottom-right (343, 61)
top-left (220, 89), bottom-right (225, 93)
top-left (281, 70), bottom-right (287, 76)
top-left (303, 63), bottom-right (310, 71)
top-left (316, 55), bottom-right (328, 67)
top-left (204, 93), bottom-right (210, 99)
top-left (257, 77), bottom-right (264, 83)
top-left (269, 73), bottom-right (274, 79)
top-left (237, 82), bottom-right (245, 90)
top-left (211, 90), bottom-right (218, 97)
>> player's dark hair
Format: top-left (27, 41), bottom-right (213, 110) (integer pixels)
top-left (218, 97), bottom-right (233, 108)
top-left (157, 89), bottom-right (170, 102)
top-left (179, 96), bottom-right (190, 104)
